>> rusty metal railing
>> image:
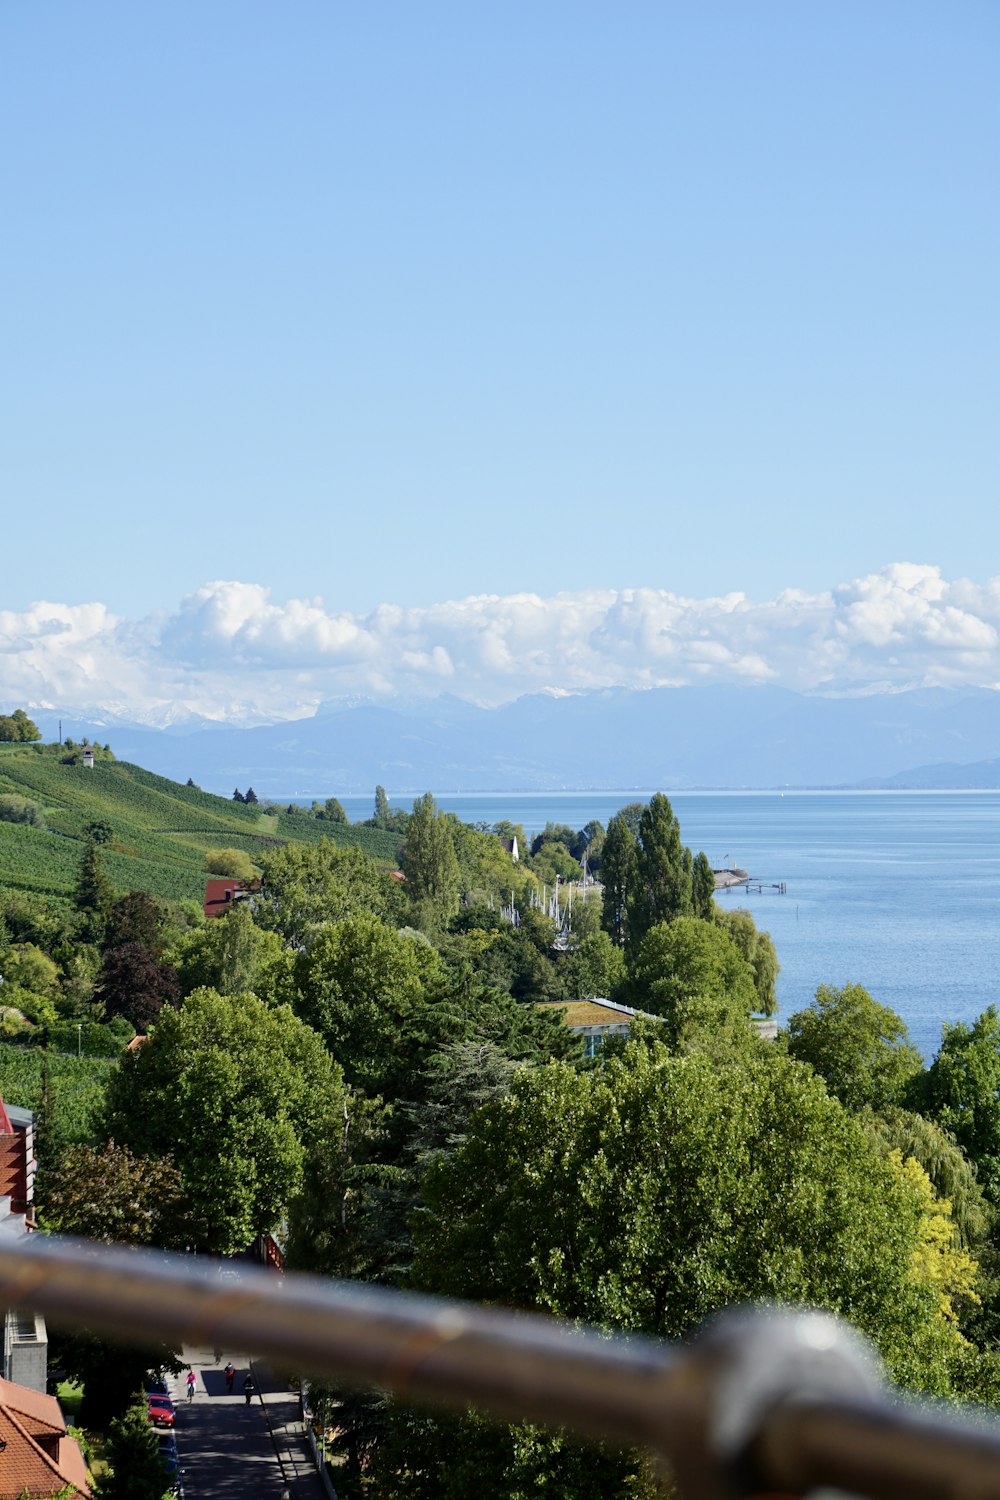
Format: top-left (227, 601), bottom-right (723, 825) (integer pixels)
top-left (1, 1233), bottom-right (999, 1499)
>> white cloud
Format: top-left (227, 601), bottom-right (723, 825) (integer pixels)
top-left (3, 564), bottom-right (1000, 725)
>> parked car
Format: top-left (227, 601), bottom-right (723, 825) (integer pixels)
top-left (146, 1376), bottom-right (171, 1400)
top-left (147, 1394), bottom-right (176, 1428)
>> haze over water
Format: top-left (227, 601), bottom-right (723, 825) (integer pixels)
top-left (342, 790), bottom-right (1000, 1061)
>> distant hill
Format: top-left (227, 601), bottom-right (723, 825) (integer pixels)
top-left (854, 757), bottom-right (1000, 790)
top-left (0, 745), bottom-right (402, 906)
top-left (35, 683), bottom-right (1000, 796)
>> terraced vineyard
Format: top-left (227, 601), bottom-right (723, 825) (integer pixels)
top-left (0, 746), bottom-right (402, 905)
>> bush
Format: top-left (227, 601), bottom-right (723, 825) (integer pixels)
top-left (0, 794), bottom-right (45, 828)
top-left (204, 848), bottom-right (257, 881)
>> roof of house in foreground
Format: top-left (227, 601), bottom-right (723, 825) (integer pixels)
top-left (0, 1376), bottom-right (90, 1498)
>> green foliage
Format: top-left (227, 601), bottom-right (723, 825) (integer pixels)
top-left (0, 708), bottom-right (41, 743)
top-left (713, 906), bottom-right (780, 1015)
top-left (625, 916), bottom-right (757, 1054)
top-left (93, 1396), bottom-right (174, 1497)
top-left (204, 846), bottom-right (258, 880)
top-left (319, 796), bottom-right (348, 823)
top-left (257, 837), bottom-right (403, 944)
top-left (413, 1044), bottom-right (967, 1392)
top-left (174, 902), bottom-right (293, 1000)
top-left (864, 1105), bottom-right (991, 1251)
top-left (102, 987), bottom-right (346, 1253)
top-left (600, 795), bottom-right (713, 958)
top-left (402, 793), bottom-right (461, 926)
top-left (0, 793), bottom-right (45, 827)
top-left (0, 1043), bottom-right (114, 1142)
top-left (75, 840), bottom-right (114, 943)
top-left (918, 1006), bottom-right (1000, 1203)
top-left (786, 983), bottom-right (924, 1113)
top-left (293, 914), bottom-right (433, 1091)
top-left (374, 784), bottom-right (391, 825)
top-left (599, 814), bottom-right (637, 948)
top-left (559, 929), bottom-right (626, 1000)
top-left (40, 1140), bottom-right (188, 1247)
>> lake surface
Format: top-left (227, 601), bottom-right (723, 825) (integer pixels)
top-left (339, 790), bottom-right (1000, 1060)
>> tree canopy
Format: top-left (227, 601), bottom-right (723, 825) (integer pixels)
top-left (102, 987), bottom-right (346, 1253)
top-left (786, 983), bottom-right (924, 1113)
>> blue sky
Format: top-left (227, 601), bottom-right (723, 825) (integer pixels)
top-left (2, 4), bottom-right (999, 718)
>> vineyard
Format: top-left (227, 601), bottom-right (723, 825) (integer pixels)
top-left (0, 1045), bottom-right (114, 1143)
top-left (0, 748), bottom-right (404, 906)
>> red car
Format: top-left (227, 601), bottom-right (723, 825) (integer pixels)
top-left (147, 1395), bottom-right (176, 1429)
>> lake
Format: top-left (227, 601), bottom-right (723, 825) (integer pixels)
top-left (339, 790), bottom-right (1000, 1060)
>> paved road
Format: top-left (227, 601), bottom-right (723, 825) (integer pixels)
top-left (168, 1346), bottom-right (330, 1500)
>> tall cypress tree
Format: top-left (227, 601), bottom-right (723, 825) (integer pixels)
top-left (626, 793), bottom-right (692, 956)
top-left (600, 814), bottom-right (638, 949)
top-left (75, 839), bottom-right (113, 944)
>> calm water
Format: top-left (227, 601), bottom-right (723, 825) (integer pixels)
top-left (339, 790), bottom-right (1000, 1060)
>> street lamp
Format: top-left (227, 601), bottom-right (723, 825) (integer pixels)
top-left (76, 1023), bottom-right (82, 1058)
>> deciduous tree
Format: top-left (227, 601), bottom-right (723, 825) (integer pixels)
top-left (102, 987), bottom-right (346, 1253)
top-left (786, 983), bottom-right (923, 1113)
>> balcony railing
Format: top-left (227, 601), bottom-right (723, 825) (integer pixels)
top-left (1, 1233), bottom-right (999, 1499)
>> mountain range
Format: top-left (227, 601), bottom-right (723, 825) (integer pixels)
top-left (28, 684), bottom-right (1000, 798)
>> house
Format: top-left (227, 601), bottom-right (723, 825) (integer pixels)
top-left (538, 997), bottom-right (777, 1056)
top-left (203, 878), bottom-right (258, 919)
top-left (0, 1097), bottom-right (47, 1397)
top-left (537, 997), bottom-right (640, 1058)
top-left (81, 748), bottom-right (94, 770)
top-left (498, 836), bottom-right (519, 863)
top-left (0, 1377), bottom-right (90, 1498)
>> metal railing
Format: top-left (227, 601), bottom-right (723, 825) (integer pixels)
top-left (1, 1233), bottom-right (999, 1499)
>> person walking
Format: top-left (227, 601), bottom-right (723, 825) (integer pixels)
top-left (186, 1368), bottom-right (197, 1402)
top-left (243, 1372), bottom-right (255, 1406)
top-left (225, 1361), bottom-right (236, 1393)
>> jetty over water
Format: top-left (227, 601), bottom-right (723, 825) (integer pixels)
top-left (713, 867), bottom-right (787, 895)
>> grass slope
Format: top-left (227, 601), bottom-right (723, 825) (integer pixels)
top-left (0, 747), bottom-right (402, 905)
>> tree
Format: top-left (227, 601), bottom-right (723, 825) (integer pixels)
top-left (244, 785), bottom-right (259, 805)
top-left (375, 784), bottom-right (391, 826)
top-left (390, 1043), bottom-right (976, 1500)
top-left (95, 941), bottom-right (180, 1030)
top-left (40, 1140), bottom-right (188, 1247)
top-left (94, 1397), bottom-right (173, 1499)
top-left (599, 814), bottom-right (637, 948)
top-left (83, 819), bottom-right (114, 844)
top-left (0, 794), bottom-right (45, 827)
top-left (560, 930), bottom-right (625, 1000)
top-left (0, 708), bottom-right (41, 742)
top-left (628, 793), bottom-right (693, 953)
top-left (786, 983), bottom-right (923, 1113)
top-left (293, 913), bottom-right (432, 1092)
top-left (232, 787), bottom-right (244, 802)
top-left (625, 916), bottom-right (757, 1053)
top-left (175, 902), bottom-right (292, 1001)
top-left (105, 891), bottom-right (168, 958)
top-left (402, 793), bottom-right (461, 925)
top-left (102, 987), bottom-right (346, 1253)
top-left (321, 797), bottom-right (348, 823)
top-left (257, 838), bottom-right (402, 945)
top-left (204, 847), bottom-right (257, 881)
top-left (691, 850), bottom-right (715, 920)
top-left (918, 1006), bottom-right (1000, 1203)
top-left (414, 1044), bottom-right (972, 1389)
top-left (713, 906), bottom-right (779, 1015)
top-left (75, 839), bottom-right (114, 943)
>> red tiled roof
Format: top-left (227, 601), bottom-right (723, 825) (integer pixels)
top-left (203, 878), bottom-right (259, 918)
top-left (0, 1382), bottom-right (90, 1498)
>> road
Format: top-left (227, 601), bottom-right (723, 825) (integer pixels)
top-left (168, 1346), bottom-right (331, 1500)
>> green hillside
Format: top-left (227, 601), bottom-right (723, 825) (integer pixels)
top-left (0, 745), bottom-right (402, 905)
